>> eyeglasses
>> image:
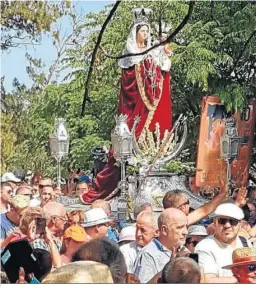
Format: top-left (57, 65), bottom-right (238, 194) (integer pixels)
top-left (248, 264), bottom-right (256, 272)
top-left (178, 199), bottom-right (190, 209)
top-left (187, 241), bottom-right (199, 247)
top-left (53, 215), bottom-right (67, 222)
top-left (217, 218), bottom-right (239, 226)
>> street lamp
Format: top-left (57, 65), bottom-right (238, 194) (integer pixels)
top-left (220, 117), bottom-right (240, 195)
top-left (111, 114), bottom-right (133, 221)
top-left (50, 118), bottom-right (70, 189)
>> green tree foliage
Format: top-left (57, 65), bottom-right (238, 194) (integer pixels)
top-left (2, 1), bottom-right (255, 180)
top-left (1, 0), bottom-right (71, 50)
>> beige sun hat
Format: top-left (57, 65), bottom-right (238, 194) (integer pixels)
top-left (82, 208), bottom-right (112, 228)
top-left (187, 225), bottom-right (208, 237)
top-left (42, 261), bottom-right (113, 283)
top-left (118, 225), bottom-right (136, 243)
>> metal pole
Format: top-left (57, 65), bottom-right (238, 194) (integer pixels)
top-left (57, 159), bottom-right (61, 189)
top-left (117, 159), bottom-right (127, 221)
top-left (226, 160), bottom-right (232, 197)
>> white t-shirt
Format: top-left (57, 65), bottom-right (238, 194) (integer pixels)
top-left (120, 241), bottom-right (141, 273)
top-left (195, 235), bottom-right (251, 277)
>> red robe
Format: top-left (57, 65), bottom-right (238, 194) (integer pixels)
top-left (81, 57), bottom-right (172, 203)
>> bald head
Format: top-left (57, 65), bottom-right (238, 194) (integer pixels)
top-left (158, 208), bottom-right (188, 250)
top-left (91, 200), bottom-right (111, 216)
top-left (158, 208), bottom-right (187, 229)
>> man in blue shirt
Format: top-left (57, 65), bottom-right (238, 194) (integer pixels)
top-left (1, 195), bottom-right (29, 242)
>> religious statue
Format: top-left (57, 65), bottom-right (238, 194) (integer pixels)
top-left (81, 8), bottom-right (174, 204)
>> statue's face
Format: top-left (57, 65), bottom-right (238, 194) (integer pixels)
top-left (232, 264), bottom-right (256, 283)
top-left (137, 25), bottom-right (149, 43)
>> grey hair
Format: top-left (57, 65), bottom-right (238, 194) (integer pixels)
top-left (133, 202), bottom-right (152, 218)
top-left (43, 202), bottom-right (65, 225)
top-left (137, 211), bottom-right (158, 231)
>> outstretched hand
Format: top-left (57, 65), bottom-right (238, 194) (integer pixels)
top-left (219, 177), bottom-right (227, 196)
top-left (235, 187), bottom-right (248, 207)
top-left (171, 246), bottom-right (190, 260)
top-left (16, 267), bottom-right (27, 284)
top-left (16, 267), bottom-right (34, 284)
top-left (44, 227), bottom-right (53, 244)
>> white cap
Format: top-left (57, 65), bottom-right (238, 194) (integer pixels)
top-left (1, 172), bottom-right (21, 183)
top-left (187, 225), bottom-right (208, 237)
top-left (214, 202), bottom-right (244, 220)
top-left (118, 225), bottom-right (136, 243)
top-left (82, 208), bottom-right (112, 228)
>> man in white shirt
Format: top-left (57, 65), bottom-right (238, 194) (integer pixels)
top-left (195, 201), bottom-right (251, 283)
top-left (120, 211), bottom-right (159, 273)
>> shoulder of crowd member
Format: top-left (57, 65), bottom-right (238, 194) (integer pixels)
top-left (194, 235), bottom-right (219, 275)
top-left (119, 240), bottom-right (136, 252)
top-left (31, 238), bottom-right (49, 252)
top-left (134, 243), bottom-right (158, 283)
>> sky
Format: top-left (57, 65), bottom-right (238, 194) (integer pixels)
top-left (1, 0), bottom-right (112, 92)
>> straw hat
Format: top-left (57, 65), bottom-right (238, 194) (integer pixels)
top-left (42, 261), bottom-right (113, 283)
top-left (82, 208), bottom-right (112, 228)
top-left (222, 247), bottom-right (256, 269)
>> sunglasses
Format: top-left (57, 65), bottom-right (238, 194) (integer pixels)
top-left (178, 199), bottom-right (190, 209)
top-left (187, 241), bottom-right (199, 247)
top-left (217, 218), bottom-right (239, 226)
top-left (248, 264), bottom-right (256, 272)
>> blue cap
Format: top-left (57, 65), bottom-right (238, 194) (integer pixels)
top-left (78, 175), bottom-right (91, 183)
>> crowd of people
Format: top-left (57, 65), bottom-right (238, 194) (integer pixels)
top-left (0, 170), bottom-right (256, 284)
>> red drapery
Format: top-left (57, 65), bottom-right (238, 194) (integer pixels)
top-left (81, 58), bottom-right (172, 203)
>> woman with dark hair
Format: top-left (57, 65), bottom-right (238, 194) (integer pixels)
top-left (81, 8), bottom-right (173, 204)
top-left (72, 237), bottom-right (127, 283)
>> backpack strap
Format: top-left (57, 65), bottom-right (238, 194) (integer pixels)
top-left (239, 236), bottom-right (249, 247)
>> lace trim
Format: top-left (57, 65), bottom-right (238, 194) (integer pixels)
top-left (135, 63), bottom-right (163, 144)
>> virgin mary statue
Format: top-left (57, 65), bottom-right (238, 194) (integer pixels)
top-left (81, 8), bottom-right (173, 204)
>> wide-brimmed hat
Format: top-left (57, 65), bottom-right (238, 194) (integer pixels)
top-left (187, 225), bottom-right (208, 237)
top-left (1, 172), bottom-right (21, 183)
top-left (222, 247), bottom-right (256, 269)
top-left (214, 202), bottom-right (244, 220)
top-left (64, 226), bottom-right (87, 242)
top-left (82, 208), bottom-right (112, 228)
top-left (118, 225), bottom-right (136, 243)
top-left (42, 261), bottom-right (113, 283)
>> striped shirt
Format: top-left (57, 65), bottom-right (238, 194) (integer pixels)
top-left (0, 213), bottom-right (17, 240)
